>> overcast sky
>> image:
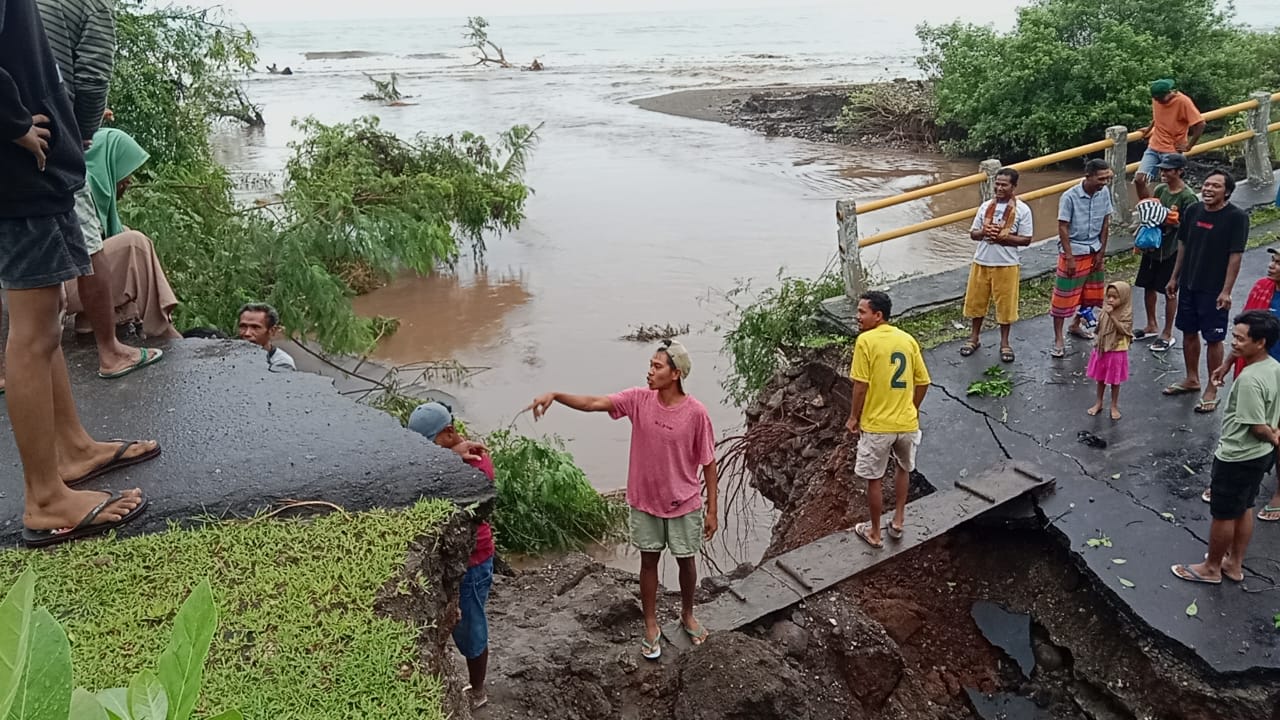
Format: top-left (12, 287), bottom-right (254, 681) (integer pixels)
top-left (207, 0), bottom-right (861, 23)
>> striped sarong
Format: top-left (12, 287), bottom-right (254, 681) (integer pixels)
top-left (1050, 253), bottom-right (1104, 319)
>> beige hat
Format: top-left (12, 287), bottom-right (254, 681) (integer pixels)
top-left (661, 339), bottom-right (693, 380)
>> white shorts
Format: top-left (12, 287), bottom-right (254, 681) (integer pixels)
top-left (854, 430), bottom-right (921, 480)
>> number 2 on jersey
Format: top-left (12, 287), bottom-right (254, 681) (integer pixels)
top-left (889, 352), bottom-right (908, 389)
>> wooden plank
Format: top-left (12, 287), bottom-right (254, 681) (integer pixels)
top-left (663, 462), bottom-right (1054, 648)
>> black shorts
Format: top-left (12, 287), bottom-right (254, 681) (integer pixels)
top-left (0, 209), bottom-right (90, 290)
top-left (1209, 453), bottom-right (1276, 520)
top-left (1134, 253), bottom-right (1176, 293)
top-left (1175, 288), bottom-right (1230, 343)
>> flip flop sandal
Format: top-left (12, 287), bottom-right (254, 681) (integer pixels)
top-left (853, 521), bottom-right (883, 549)
top-left (98, 347), bottom-right (165, 380)
top-left (1203, 553), bottom-right (1245, 582)
top-left (1000, 347), bottom-right (1015, 363)
top-left (1150, 338), bottom-right (1176, 353)
top-left (1050, 346), bottom-right (1066, 359)
top-left (887, 523), bottom-right (904, 540)
top-left (682, 622), bottom-right (710, 646)
top-left (1068, 327), bottom-right (1095, 341)
top-left (640, 633), bottom-right (662, 660)
top-left (1170, 564), bottom-right (1221, 585)
top-left (1162, 382), bottom-right (1199, 396)
top-left (22, 491), bottom-right (149, 548)
top-left (65, 440), bottom-right (163, 488)
top-left (959, 342), bottom-right (980, 357)
top-left (1257, 505), bottom-right (1280, 522)
top-left (1193, 399), bottom-right (1219, 414)
top-left (1201, 488), bottom-right (1212, 503)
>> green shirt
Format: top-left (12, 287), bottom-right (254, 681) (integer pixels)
top-left (1216, 357), bottom-right (1280, 463)
top-left (1152, 183), bottom-right (1199, 261)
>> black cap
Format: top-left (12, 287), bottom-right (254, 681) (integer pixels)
top-left (1268, 248), bottom-right (1278, 254)
top-left (1156, 154), bottom-right (1187, 170)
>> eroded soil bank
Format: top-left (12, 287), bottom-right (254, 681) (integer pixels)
top-left (413, 350), bottom-right (1278, 720)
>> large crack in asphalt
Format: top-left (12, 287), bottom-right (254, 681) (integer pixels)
top-left (933, 381), bottom-right (1277, 585)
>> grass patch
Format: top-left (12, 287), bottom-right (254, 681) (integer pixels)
top-left (0, 500), bottom-right (457, 719)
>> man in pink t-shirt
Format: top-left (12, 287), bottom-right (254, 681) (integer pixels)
top-left (527, 340), bottom-right (719, 661)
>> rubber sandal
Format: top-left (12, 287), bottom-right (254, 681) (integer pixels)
top-left (1203, 553), bottom-right (1245, 582)
top-left (1257, 505), bottom-right (1280, 522)
top-left (1170, 564), bottom-right (1221, 585)
top-left (959, 341), bottom-right (980, 357)
top-left (999, 347), bottom-right (1015, 363)
top-left (1193, 399), bottom-right (1219, 414)
top-left (65, 440), bottom-right (162, 488)
top-left (853, 521), bottom-right (883, 549)
top-left (22, 491), bottom-right (149, 548)
top-left (887, 523), bottom-right (904, 540)
top-left (1201, 488), bottom-right (1211, 503)
top-left (1068, 327), bottom-right (1095, 341)
top-left (682, 622), bottom-right (709, 646)
top-left (1150, 337), bottom-right (1176, 353)
top-left (1050, 346), bottom-right (1066, 359)
top-left (1162, 382), bottom-right (1199, 396)
top-left (640, 633), bottom-right (661, 660)
top-left (98, 347), bottom-right (165, 380)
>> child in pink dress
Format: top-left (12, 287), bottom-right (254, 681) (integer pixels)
top-left (1087, 281), bottom-right (1134, 420)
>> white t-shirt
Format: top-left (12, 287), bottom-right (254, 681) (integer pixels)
top-left (969, 198), bottom-right (1034, 267)
top-left (268, 346), bottom-right (296, 372)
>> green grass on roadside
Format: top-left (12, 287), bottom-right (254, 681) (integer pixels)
top-left (0, 500), bottom-right (457, 720)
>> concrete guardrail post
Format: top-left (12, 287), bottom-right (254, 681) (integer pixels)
top-left (836, 198), bottom-right (865, 299)
top-left (978, 159), bottom-right (1002, 202)
top-left (1105, 125), bottom-right (1133, 223)
top-left (1244, 91), bottom-right (1273, 187)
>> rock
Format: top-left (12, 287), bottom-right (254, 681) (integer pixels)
top-left (1033, 637), bottom-right (1067, 673)
top-left (862, 598), bottom-right (927, 645)
top-left (767, 389), bottom-right (786, 410)
top-left (667, 633), bottom-right (812, 720)
top-left (800, 446), bottom-right (821, 459)
top-left (572, 576), bottom-right (642, 631)
top-left (809, 596), bottom-right (904, 711)
top-left (769, 620), bottom-right (810, 659)
top-left (809, 395), bottom-right (826, 408)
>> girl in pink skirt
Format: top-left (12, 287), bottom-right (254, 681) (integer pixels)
top-left (1087, 281), bottom-right (1133, 420)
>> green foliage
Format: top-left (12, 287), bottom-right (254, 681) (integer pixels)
top-left (917, 0), bottom-right (1277, 158)
top-left (966, 365), bottom-right (1013, 397)
top-left (0, 571), bottom-right (234, 720)
top-left (486, 430), bottom-right (629, 555)
top-left (1, 501), bottom-right (457, 720)
top-left (720, 269), bottom-right (850, 406)
top-left (837, 81), bottom-right (938, 146)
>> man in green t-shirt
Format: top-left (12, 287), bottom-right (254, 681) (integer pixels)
top-left (1134, 154), bottom-right (1198, 352)
top-left (1172, 310), bottom-right (1280, 585)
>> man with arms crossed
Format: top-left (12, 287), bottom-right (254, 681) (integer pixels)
top-left (1163, 171), bottom-right (1248, 414)
top-left (847, 291), bottom-right (931, 549)
top-left (528, 340), bottom-right (718, 660)
top-left (1172, 311), bottom-right (1280, 585)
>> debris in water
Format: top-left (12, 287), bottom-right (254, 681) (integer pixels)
top-left (970, 601), bottom-right (1035, 678)
top-left (964, 687), bottom-right (1048, 719)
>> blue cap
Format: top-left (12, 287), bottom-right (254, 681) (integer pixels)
top-left (407, 402), bottom-right (453, 440)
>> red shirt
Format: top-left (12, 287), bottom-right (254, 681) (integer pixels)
top-left (465, 453), bottom-right (496, 567)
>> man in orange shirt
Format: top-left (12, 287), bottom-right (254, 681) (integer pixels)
top-left (1135, 79), bottom-right (1204, 198)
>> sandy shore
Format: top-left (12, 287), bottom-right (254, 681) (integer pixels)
top-left (631, 84), bottom-right (855, 125)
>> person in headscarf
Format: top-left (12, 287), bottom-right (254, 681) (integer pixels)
top-left (63, 127), bottom-right (181, 362)
top-left (1086, 281), bottom-right (1134, 420)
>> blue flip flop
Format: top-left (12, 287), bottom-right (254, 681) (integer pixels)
top-left (1170, 564), bottom-right (1221, 585)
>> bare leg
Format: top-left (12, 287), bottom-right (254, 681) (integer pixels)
top-left (1222, 511), bottom-right (1254, 582)
top-left (891, 463), bottom-right (909, 531)
top-left (1141, 289), bottom-right (1159, 335)
top-left (77, 252), bottom-right (147, 376)
top-left (1053, 316), bottom-right (1067, 351)
top-left (676, 555), bottom-right (701, 633)
top-left (1179, 332), bottom-right (1202, 390)
top-left (465, 649), bottom-right (488, 694)
top-left (6, 286), bottom-right (142, 532)
top-left (968, 317), bottom-right (983, 348)
top-left (1260, 466), bottom-right (1280, 521)
top-left (998, 323), bottom-right (1012, 352)
top-left (1110, 384), bottom-right (1121, 420)
top-left (639, 551), bottom-right (661, 643)
top-left (865, 477), bottom-right (883, 545)
top-left (1134, 172), bottom-right (1150, 199)
top-left (1185, 517), bottom-right (1235, 582)
top-left (1161, 292), bottom-right (1177, 342)
top-left (1202, 341), bottom-right (1224, 404)
top-left (1087, 382), bottom-right (1104, 416)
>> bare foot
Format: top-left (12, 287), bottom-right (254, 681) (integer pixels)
top-left (1086, 403), bottom-right (1102, 416)
top-left (1181, 561), bottom-right (1221, 583)
top-left (59, 439), bottom-right (160, 483)
top-left (1110, 407), bottom-right (1121, 420)
top-left (24, 488), bottom-right (144, 531)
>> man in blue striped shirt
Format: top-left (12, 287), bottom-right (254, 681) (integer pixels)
top-left (1051, 159), bottom-right (1114, 357)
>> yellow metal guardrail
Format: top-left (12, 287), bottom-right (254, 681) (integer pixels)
top-left (849, 91), bottom-right (1280, 250)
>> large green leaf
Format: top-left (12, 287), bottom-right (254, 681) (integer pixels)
top-left (127, 671), bottom-right (167, 720)
top-left (68, 689), bottom-right (109, 720)
top-left (7, 608), bottom-right (72, 720)
top-left (0, 569), bottom-right (35, 720)
top-left (156, 580), bottom-right (216, 720)
top-left (95, 689), bottom-right (129, 720)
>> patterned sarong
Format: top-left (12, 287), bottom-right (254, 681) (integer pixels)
top-left (1050, 253), bottom-right (1104, 318)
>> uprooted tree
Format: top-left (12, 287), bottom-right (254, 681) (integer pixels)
top-left (465, 16), bottom-right (543, 70)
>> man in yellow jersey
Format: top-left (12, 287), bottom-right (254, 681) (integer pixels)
top-left (845, 290), bottom-right (932, 549)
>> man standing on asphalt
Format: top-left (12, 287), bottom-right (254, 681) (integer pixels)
top-left (1051, 159), bottom-right (1114, 358)
top-left (846, 291), bottom-right (931, 549)
top-left (1134, 154), bottom-right (1199, 353)
top-left (1135, 79), bottom-right (1204, 199)
top-left (959, 167), bottom-right (1033, 363)
top-left (526, 340), bottom-right (718, 660)
top-left (1172, 310), bottom-right (1280, 585)
top-left (2, 0), bottom-right (154, 547)
top-left (1164, 171), bottom-right (1248, 414)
